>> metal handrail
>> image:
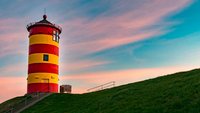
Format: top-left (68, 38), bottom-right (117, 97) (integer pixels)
top-left (87, 81), bottom-right (115, 92)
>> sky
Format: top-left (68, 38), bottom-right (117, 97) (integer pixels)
top-left (0, 0), bottom-right (200, 103)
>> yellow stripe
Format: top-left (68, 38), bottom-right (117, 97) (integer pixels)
top-left (29, 53), bottom-right (58, 65)
top-left (29, 34), bottom-right (58, 47)
top-left (28, 73), bottom-right (58, 84)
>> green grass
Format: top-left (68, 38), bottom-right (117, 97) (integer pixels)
top-left (19, 69), bottom-right (200, 112)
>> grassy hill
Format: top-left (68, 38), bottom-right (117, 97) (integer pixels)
top-left (8, 69), bottom-right (200, 113)
top-left (0, 95), bottom-right (29, 113)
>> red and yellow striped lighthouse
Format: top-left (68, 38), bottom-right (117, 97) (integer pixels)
top-left (26, 15), bottom-right (62, 93)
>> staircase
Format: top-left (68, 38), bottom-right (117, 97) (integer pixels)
top-left (2, 93), bottom-right (52, 113)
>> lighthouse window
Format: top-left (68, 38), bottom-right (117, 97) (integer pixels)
top-left (53, 31), bottom-right (59, 43)
top-left (53, 35), bottom-right (56, 41)
top-left (43, 54), bottom-right (49, 61)
top-left (56, 36), bottom-right (59, 43)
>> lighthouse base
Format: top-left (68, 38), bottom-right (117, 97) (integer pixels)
top-left (27, 83), bottom-right (58, 94)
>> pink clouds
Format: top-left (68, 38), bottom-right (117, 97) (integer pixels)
top-left (0, 18), bottom-right (28, 58)
top-left (0, 63), bottom-right (27, 76)
top-left (61, 0), bottom-right (191, 57)
top-left (0, 63), bottom-right (27, 103)
top-left (60, 59), bottom-right (110, 72)
top-left (66, 29), bottom-right (163, 55)
top-left (60, 65), bottom-right (198, 94)
top-left (59, 0), bottom-right (192, 76)
top-left (0, 19), bottom-right (21, 31)
top-left (0, 76), bottom-right (26, 103)
top-left (0, 18), bottom-right (28, 102)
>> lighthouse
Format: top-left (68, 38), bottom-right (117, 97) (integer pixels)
top-left (26, 15), bottom-right (62, 93)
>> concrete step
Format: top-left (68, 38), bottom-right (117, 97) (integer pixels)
top-left (3, 93), bottom-right (52, 113)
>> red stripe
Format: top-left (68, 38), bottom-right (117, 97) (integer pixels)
top-left (27, 83), bottom-right (58, 93)
top-left (29, 44), bottom-right (59, 56)
top-left (28, 63), bottom-right (58, 74)
top-left (29, 26), bottom-right (58, 36)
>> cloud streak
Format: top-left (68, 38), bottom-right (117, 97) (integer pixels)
top-left (60, 59), bottom-right (110, 73)
top-left (60, 0), bottom-right (192, 73)
top-left (0, 18), bottom-right (28, 58)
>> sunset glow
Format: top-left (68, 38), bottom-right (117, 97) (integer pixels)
top-left (0, 0), bottom-right (200, 103)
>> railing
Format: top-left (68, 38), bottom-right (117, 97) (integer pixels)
top-left (87, 81), bottom-right (115, 92)
top-left (2, 91), bottom-right (51, 113)
top-left (26, 22), bottom-right (62, 32)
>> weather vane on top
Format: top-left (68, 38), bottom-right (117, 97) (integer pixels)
top-left (44, 8), bottom-right (46, 15)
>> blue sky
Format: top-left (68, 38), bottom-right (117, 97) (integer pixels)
top-left (0, 0), bottom-right (200, 102)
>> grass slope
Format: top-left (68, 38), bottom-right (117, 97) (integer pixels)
top-left (21, 69), bottom-right (200, 113)
top-left (0, 95), bottom-right (27, 113)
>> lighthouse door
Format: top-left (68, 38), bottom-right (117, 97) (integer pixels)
top-left (42, 79), bottom-right (49, 92)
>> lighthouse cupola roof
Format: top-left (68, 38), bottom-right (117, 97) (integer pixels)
top-left (37, 15), bottom-right (52, 24)
top-left (27, 15), bottom-right (62, 33)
